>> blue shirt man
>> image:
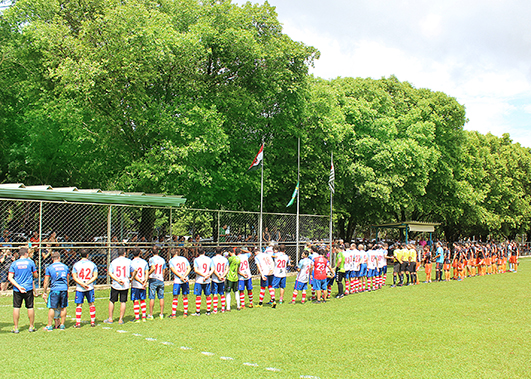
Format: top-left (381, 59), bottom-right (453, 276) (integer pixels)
top-left (8, 247), bottom-right (38, 333)
top-left (42, 252), bottom-right (70, 331)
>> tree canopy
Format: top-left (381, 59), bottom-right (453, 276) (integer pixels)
top-left (1, 0), bottom-right (530, 241)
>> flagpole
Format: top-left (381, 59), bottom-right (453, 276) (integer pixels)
top-left (329, 151), bottom-right (333, 258)
top-left (296, 137), bottom-right (300, 264)
top-left (259, 141), bottom-right (264, 252)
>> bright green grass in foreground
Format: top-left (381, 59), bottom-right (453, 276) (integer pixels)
top-left (1, 260), bottom-right (530, 379)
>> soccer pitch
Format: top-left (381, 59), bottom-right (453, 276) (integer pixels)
top-left (1, 260), bottom-right (530, 379)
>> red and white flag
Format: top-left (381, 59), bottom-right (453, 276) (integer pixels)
top-left (248, 144), bottom-right (264, 171)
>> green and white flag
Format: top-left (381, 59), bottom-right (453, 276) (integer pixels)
top-left (286, 182), bottom-right (299, 207)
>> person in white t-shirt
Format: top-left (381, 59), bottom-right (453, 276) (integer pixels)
top-left (237, 247), bottom-right (254, 309)
top-left (71, 249), bottom-right (98, 328)
top-left (254, 246), bottom-right (276, 308)
top-left (192, 248), bottom-right (214, 316)
top-left (290, 251), bottom-right (312, 304)
top-left (211, 247), bottom-right (229, 314)
top-left (104, 249), bottom-right (133, 324)
top-left (168, 249), bottom-right (191, 318)
top-left (130, 249), bottom-right (149, 322)
top-left (147, 246), bottom-right (167, 319)
top-left (272, 245), bottom-right (290, 304)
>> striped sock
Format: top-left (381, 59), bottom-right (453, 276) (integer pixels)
top-left (89, 305), bottom-right (96, 324)
top-left (206, 296), bottom-right (212, 312)
top-left (259, 288), bottom-right (265, 303)
top-left (327, 286), bottom-right (331, 298)
top-left (195, 296), bottom-right (201, 313)
top-left (311, 287), bottom-right (315, 299)
top-left (239, 292), bottom-right (245, 308)
top-left (268, 287), bottom-right (276, 301)
top-left (133, 301), bottom-right (140, 320)
top-left (140, 300), bottom-right (146, 318)
top-left (248, 291), bottom-right (253, 306)
top-left (75, 305), bottom-right (82, 325)
top-left (301, 292), bottom-right (306, 303)
top-left (213, 295), bottom-right (218, 313)
top-left (221, 295), bottom-right (226, 311)
top-left (292, 291), bottom-right (297, 303)
top-left (183, 297), bottom-right (188, 315)
top-left (351, 279), bottom-right (355, 293)
top-left (171, 298), bottom-right (178, 316)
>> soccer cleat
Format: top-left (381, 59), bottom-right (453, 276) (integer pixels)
top-left (271, 301), bottom-right (277, 309)
top-left (289, 301), bottom-right (296, 304)
top-left (336, 294), bottom-right (344, 299)
top-left (256, 303), bottom-right (263, 308)
top-left (183, 313), bottom-right (188, 318)
top-left (74, 324), bottom-right (81, 329)
top-left (59, 324), bottom-right (65, 330)
top-left (248, 304), bottom-right (253, 308)
top-left (146, 315), bottom-right (154, 320)
top-left (142, 318), bottom-right (146, 323)
top-left (11, 329), bottom-right (19, 334)
top-left (278, 300), bottom-right (283, 304)
top-left (205, 312), bottom-right (211, 316)
top-left (159, 314), bottom-right (164, 319)
top-left (191, 312), bottom-right (201, 316)
top-left (44, 326), bottom-right (53, 332)
top-left (28, 327), bottom-right (37, 333)
top-left (134, 318), bottom-right (141, 323)
top-left (169, 315), bottom-right (177, 319)
top-left (91, 323), bottom-right (96, 327)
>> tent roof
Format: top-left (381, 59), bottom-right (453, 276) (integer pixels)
top-left (0, 183), bottom-right (186, 208)
top-left (372, 221), bottom-right (441, 233)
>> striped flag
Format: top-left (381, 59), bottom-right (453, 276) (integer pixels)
top-left (248, 144), bottom-right (264, 172)
top-left (328, 159), bottom-right (335, 194)
top-left (286, 182), bottom-right (299, 207)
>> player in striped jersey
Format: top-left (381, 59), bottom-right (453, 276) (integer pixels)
top-left (168, 249), bottom-right (191, 318)
top-left (71, 249), bottom-right (98, 328)
top-left (237, 247), bottom-right (254, 309)
top-left (130, 249), bottom-right (149, 322)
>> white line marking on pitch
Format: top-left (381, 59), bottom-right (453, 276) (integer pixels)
top-left (132, 333), bottom-right (142, 337)
top-left (220, 357), bottom-right (234, 360)
top-left (116, 330), bottom-right (127, 333)
top-left (243, 363), bottom-right (259, 367)
top-left (300, 376), bottom-right (321, 379)
top-left (102, 327), bottom-right (112, 330)
top-left (201, 352), bottom-right (215, 356)
top-left (161, 342), bottom-right (174, 346)
top-left (180, 346), bottom-right (192, 350)
top-left (145, 338), bottom-right (157, 341)
top-left (265, 367), bottom-right (281, 372)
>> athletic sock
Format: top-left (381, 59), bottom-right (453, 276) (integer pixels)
top-left (268, 287), bottom-right (276, 301)
top-left (259, 287), bottom-right (266, 303)
top-left (195, 296), bottom-right (201, 313)
top-left (226, 293), bottom-right (231, 310)
top-left (350, 279), bottom-right (355, 293)
top-left (213, 295), bottom-right (218, 312)
top-left (239, 292), bottom-right (245, 308)
top-left (311, 287), bottom-right (315, 299)
top-left (248, 291), bottom-right (253, 306)
top-left (75, 305), bottom-right (82, 325)
top-left (292, 291), bottom-right (298, 302)
top-left (140, 300), bottom-right (146, 318)
top-left (301, 292), bottom-right (307, 303)
top-left (133, 301), bottom-right (140, 320)
top-left (393, 275), bottom-right (397, 285)
top-left (183, 297), bottom-right (188, 315)
top-left (221, 295), bottom-right (226, 311)
top-left (171, 298), bottom-right (179, 316)
top-left (327, 286), bottom-right (332, 298)
top-left (206, 296), bottom-right (212, 312)
top-left (89, 305), bottom-right (96, 324)
top-left (236, 291), bottom-right (241, 308)
top-left (383, 274), bottom-right (387, 285)
top-left (338, 282), bottom-right (344, 295)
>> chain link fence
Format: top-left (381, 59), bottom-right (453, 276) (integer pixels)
top-left (0, 199), bottom-right (329, 289)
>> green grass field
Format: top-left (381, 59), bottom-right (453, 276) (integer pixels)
top-left (2, 260), bottom-right (530, 379)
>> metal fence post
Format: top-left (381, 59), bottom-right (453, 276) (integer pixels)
top-left (217, 210), bottom-right (220, 246)
top-left (107, 205), bottom-right (112, 285)
top-left (38, 201), bottom-right (42, 288)
top-left (169, 206), bottom-right (172, 241)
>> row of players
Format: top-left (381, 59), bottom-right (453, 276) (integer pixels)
top-left (7, 241), bottom-right (392, 332)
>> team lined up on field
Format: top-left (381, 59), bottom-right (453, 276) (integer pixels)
top-left (6, 239), bottom-right (520, 332)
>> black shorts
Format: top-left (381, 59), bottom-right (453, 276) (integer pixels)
top-left (408, 262), bottom-right (416, 273)
top-left (110, 288), bottom-right (128, 303)
top-left (436, 262), bottom-right (443, 271)
top-left (225, 280), bottom-right (238, 293)
top-left (13, 291), bottom-right (34, 309)
top-left (393, 263), bottom-right (400, 274)
top-left (400, 262), bottom-right (408, 273)
top-left (336, 271), bottom-right (345, 283)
